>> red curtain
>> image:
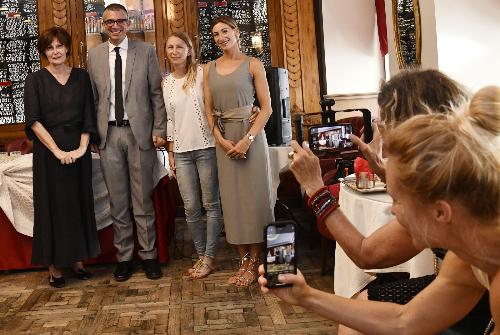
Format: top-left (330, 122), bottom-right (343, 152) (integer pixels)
top-left (375, 0), bottom-right (388, 56)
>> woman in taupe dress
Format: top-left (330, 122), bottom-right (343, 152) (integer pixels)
top-left (203, 16), bottom-right (274, 287)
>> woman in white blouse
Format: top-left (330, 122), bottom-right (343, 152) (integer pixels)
top-left (163, 32), bottom-right (222, 279)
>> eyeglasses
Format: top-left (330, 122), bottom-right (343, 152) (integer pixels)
top-left (103, 19), bottom-right (128, 26)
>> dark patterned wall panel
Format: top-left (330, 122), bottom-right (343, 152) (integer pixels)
top-left (197, 0), bottom-right (270, 67)
top-left (0, 0), bottom-right (40, 124)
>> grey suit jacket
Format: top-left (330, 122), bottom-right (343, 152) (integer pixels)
top-left (87, 40), bottom-right (166, 150)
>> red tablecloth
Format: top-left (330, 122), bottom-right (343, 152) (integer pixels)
top-left (0, 176), bottom-right (176, 270)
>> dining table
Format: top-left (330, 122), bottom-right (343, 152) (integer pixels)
top-left (334, 178), bottom-right (436, 298)
top-left (0, 151), bottom-right (176, 270)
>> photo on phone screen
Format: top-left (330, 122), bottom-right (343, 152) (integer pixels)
top-left (264, 221), bottom-right (297, 288)
top-left (309, 123), bottom-right (355, 152)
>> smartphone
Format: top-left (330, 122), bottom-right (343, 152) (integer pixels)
top-left (308, 123), bottom-right (355, 152)
top-left (264, 221), bottom-right (297, 288)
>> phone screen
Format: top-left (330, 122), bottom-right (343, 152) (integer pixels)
top-left (264, 221), bottom-right (297, 288)
top-left (309, 123), bottom-right (355, 152)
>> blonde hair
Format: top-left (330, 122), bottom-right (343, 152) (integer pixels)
top-left (384, 86), bottom-right (500, 220)
top-left (166, 32), bottom-right (197, 91)
top-left (378, 69), bottom-right (469, 130)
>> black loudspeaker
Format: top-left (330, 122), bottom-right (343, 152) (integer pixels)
top-left (265, 67), bottom-right (292, 146)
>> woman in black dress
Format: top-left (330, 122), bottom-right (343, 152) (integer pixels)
top-left (24, 27), bottom-right (100, 288)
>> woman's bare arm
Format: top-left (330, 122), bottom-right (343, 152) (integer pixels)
top-left (261, 252), bottom-right (485, 335)
top-left (289, 140), bottom-right (422, 269)
top-left (31, 122), bottom-right (70, 163)
top-left (202, 62), bottom-right (235, 153)
top-left (227, 58), bottom-right (272, 158)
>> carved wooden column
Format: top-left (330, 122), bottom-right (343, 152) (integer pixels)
top-left (158, 0), bottom-right (199, 70)
top-left (36, 0), bottom-right (84, 67)
top-left (268, 0), bottom-right (320, 121)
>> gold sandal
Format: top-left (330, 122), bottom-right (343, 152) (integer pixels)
top-left (236, 257), bottom-right (259, 287)
top-left (228, 254), bottom-right (250, 285)
top-left (186, 258), bottom-right (204, 276)
top-left (190, 258), bottom-right (214, 279)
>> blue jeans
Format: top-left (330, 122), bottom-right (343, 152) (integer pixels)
top-left (174, 148), bottom-right (222, 258)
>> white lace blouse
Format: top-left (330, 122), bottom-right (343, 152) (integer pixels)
top-left (163, 66), bottom-right (215, 153)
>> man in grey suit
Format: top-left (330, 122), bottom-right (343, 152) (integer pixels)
top-left (87, 3), bottom-right (166, 281)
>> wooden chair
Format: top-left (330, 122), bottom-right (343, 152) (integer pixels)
top-left (4, 137), bottom-right (33, 155)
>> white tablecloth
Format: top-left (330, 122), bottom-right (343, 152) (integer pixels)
top-left (0, 152), bottom-right (167, 237)
top-left (268, 146), bottom-right (292, 207)
top-left (334, 181), bottom-right (435, 298)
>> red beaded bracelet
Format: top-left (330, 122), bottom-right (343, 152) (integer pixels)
top-left (307, 186), bottom-right (339, 223)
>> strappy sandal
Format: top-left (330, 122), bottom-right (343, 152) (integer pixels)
top-left (236, 257), bottom-right (259, 287)
top-left (228, 254), bottom-right (250, 285)
top-left (190, 258), bottom-right (214, 279)
top-left (186, 258), bottom-right (204, 276)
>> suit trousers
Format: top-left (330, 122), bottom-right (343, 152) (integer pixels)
top-left (100, 126), bottom-right (157, 261)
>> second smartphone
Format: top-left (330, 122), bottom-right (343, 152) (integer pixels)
top-left (264, 221), bottom-right (297, 288)
top-left (308, 123), bottom-right (355, 152)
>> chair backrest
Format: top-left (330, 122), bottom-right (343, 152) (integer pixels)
top-left (337, 116), bottom-right (364, 138)
top-left (5, 137), bottom-right (33, 155)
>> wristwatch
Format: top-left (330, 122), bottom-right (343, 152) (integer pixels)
top-left (247, 133), bottom-right (255, 142)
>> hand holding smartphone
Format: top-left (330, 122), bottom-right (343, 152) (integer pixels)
top-left (264, 221), bottom-right (297, 288)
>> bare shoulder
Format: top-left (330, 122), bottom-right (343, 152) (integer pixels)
top-left (200, 63), bottom-right (209, 74)
top-left (202, 62), bottom-right (211, 78)
top-left (439, 252), bottom-right (485, 289)
top-left (248, 57), bottom-right (265, 80)
top-left (248, 57), bottom-right (264, 71)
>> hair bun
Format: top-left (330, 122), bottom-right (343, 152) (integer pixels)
top-left (466, 86), bottom-right (500, 136)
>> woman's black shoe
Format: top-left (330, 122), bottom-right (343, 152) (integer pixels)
top-left (72, 268), bottom-right (92, 280)
top-left (49, 274), bottom-right (65, 288)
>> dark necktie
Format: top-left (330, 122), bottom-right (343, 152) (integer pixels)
top-left (114, 47), bottom-right (124, 123)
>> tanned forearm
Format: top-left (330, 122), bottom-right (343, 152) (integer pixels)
top-left (31, 121), bottom-right (63, 156)
top-left (299, 254), bottom-right (484, 335)
top-left (301, 286), bottom-right (409, 334)
top-left (79, 133), bottom-right (90, 151)
top-left (324, 212), bottom-right (422, 269)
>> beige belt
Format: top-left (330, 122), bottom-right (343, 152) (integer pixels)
top-left (212, 105), bottom-right (253, 134)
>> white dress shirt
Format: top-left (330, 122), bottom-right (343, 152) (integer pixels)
top-left (108, 37), bottom-right (129, 121)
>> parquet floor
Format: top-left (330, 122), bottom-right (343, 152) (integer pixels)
top-left (0, 220), bottom-right (338, 334)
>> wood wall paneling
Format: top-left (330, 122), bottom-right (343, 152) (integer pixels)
top-left (267, 0), bottom-right (285, 67)
top-left (69, 0), bottom-right (86, 68)
top-left (282, 0), bottom-right (304, 117)
top-left (297, 0), bottom-right (320, 114)
top-left (160, 0), bottom-right (199, 71)
top-left (184, 0), bottom-right (199, 61)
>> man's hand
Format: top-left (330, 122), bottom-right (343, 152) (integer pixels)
top-left (289, 141), bottom-right (325, 196)
top-left (258, 265), bottom-right (312, 307)
top-left (152, 135), bottom-right (166, 148)
top-left (350, 122), bottom-right (385, 181)
top-left (168, 151), bottom-right (176, 179)
top-left (90, 144), bottom-right (100, 154)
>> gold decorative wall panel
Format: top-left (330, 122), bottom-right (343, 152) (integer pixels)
top-left (52, 0), bottom-right (67, 29)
